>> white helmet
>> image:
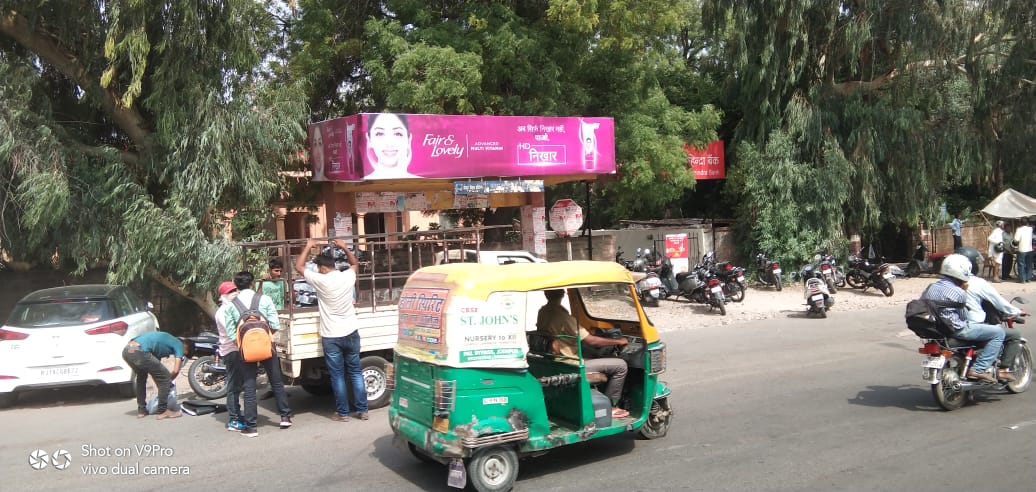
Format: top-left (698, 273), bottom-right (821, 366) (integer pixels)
top-left (940, 253), bottom-right (973, 282)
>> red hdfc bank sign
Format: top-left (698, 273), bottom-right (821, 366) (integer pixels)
top-left (684, 141), bottom-right (725, 180)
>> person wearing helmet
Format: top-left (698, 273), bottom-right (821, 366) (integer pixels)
top-left (960, 258), bottom-right (1022, 383)
top-left (920, 254), bottom-right (1007, 383)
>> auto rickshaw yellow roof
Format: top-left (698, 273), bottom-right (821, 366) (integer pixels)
top-left (405, 260), bottom-right (634, 293)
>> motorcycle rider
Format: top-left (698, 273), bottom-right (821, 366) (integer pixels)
top-left (921, 254), bottom-right (1007, 383)
top-left (960, 258), bottom-right (1023, 382)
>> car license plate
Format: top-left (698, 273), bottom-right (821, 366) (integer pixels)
top-left (810, 294), bottom-right (824, 302)
top-left (772, 268), bottom-right (781, 274)
top-left (711, 286), bottom-right (723, 294)
top-left (922, 356), bottom-right (945, 369)
top-left (40, 366), bottom-right (79, 378)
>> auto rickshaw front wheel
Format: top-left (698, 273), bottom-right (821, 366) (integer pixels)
top-left (467, 445), bottom-right (518, 492)
top-left (639, 397), bottom-right (672, 439)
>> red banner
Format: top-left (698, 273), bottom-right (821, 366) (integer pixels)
top-left (684, 140), bottom-right (725, 180)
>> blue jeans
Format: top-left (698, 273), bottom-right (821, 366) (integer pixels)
top-left (223, 351), bottom-right (242, 422)
top-left (322, 331), bottom-right (368, 416)
top-left (958, 322), bottom-right (1006, 373)
top-left (1017, 251), bottom-right (1034, 282)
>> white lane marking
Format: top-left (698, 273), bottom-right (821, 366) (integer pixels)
top-left (1003, 419), bottom-right (1036, 430)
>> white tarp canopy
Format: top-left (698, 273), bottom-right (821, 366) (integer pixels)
top-left (981, 188), bottom-right (1036, 218)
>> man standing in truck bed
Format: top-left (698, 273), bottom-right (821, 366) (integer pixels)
top-left (294, 238), bottom-right (368, 421)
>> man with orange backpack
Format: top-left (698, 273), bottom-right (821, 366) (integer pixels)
top-left (224, 271), bottom-right (293, 437)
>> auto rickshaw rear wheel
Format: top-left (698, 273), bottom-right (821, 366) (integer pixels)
top-left (407, 442), bottom-right (437, 464)
top-left (639, 397), bottom-right (672, 439)
top-left (467, 445), bottom-right (518, 492)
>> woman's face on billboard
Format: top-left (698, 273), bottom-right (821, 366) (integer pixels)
top-left (367, 113), bottom-right (410, 168)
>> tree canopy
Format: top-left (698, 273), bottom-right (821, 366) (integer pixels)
top-left (1, 1), bottom-right (308, 314)
top-left (2, 0), bottom-right (1035, 313)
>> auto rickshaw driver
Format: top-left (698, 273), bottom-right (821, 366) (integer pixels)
top-left (536, 289), bottom-right (631, 418)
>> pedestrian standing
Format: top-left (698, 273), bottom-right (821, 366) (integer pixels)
top-left (1014, 218), bottom-right (1034, 283)
top-left (121, 331), bottom-right (185, 420)
top-left (950, 213), bottom-right (963, 250)
top-left (987, 220), bottom-right (1006, 282)
top-left (1002, 223), bottom-right (1015, 280)
top-left (293, 238), bottom-right (368, 421)
top-left (214, 281), bottom-right (245, 431)
top-left (224, 271), bottom-right (294, 437)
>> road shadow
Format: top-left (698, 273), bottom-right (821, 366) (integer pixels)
top-left (0, 384), bottom-right (131, 411)
top-left (371, 431), bottom-right (639, 490)
top-left (847, 384), bottom-right (947, 412)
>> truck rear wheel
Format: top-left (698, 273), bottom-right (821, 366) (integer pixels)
top-left (362, 355), bottom-right (392, 409)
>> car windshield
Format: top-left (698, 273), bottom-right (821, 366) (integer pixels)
top-left (6, 300), bottom-right (115, 328)
top-left (578, 283), bottom-right (640, 323)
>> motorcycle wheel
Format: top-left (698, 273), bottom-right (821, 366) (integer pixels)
top-left (188, 355), bottom-right (228, 400)
top-left (728, 283), bottom-right (745, 303)
top-left (826, 278), bottom-right (838, 294)
top-left (879, 280), bottom-right (894, 297)
top-left (774, 274), bottom-right (782, 292)
top-left (846, 272), bottom-right (865, 289)
top-left (836, 274), bottom-right (846, 288)
top-left (639, 397), bottom-right (672, 439)
top-left (716, 300), bottom-right (726, 316)
top-left (932, 359), bottom-right (966, 411)
top-left (819, 307), bottom-right (828, 318)
top-left (1006, 344), bottom-right (1032, 394)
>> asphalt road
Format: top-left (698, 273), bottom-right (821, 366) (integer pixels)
top-left (3, 303), bottom-right (1035, 492)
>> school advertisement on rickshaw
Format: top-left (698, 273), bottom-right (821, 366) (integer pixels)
top-left (309, 114), bottom-right (616, 181)
top-left (396, 288), bottom-right (529, 369)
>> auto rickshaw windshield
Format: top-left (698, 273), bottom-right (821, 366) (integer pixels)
top-left (577, 284), bottom-right (640, 323)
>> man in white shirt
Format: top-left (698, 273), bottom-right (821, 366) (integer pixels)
top-left (293, 238), bottom-right (366, 421)
top-left (986, 221), bottom-right (1005, 282)
top-left (1013, 218), bottom-right (1034, 283)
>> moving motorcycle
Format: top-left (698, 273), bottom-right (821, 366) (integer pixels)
top-left (754, 250), bottom-right (783, 291)
top-left (845, 254), bottom-right (894, 296)
top-left (907, 302), bottom-right (1031, 411)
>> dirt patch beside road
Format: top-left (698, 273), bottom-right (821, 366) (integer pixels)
top-left (646, 276), bottom-right (1036, 333)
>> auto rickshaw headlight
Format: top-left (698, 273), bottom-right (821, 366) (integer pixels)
top-left (648, 343), bottom-right (667, 375)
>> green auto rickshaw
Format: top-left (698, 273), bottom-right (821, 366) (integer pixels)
top-left (389, 260), bottom-right (671, 491)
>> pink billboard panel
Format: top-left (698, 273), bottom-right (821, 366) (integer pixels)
top-left (684, 140), bottom-right (725, 180)
top-left (309, 113), bottom-right (615, 181)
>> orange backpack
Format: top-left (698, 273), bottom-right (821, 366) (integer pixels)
top-left (232, 295), bottom-right (273, 363)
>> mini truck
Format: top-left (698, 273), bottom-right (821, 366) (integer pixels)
top-left (240, 226), bottom-right (541, 409)
top-left (389, 261), bottom-right (671, 491)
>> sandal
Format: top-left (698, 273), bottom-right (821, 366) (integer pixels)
top-left (611, 408), bottom-right (629, 419)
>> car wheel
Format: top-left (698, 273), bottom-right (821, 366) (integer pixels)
top-left (0, 391), bottom-right (18, 408)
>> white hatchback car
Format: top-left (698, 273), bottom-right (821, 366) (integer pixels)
top-left (0, 284), bottom-right (159, 407)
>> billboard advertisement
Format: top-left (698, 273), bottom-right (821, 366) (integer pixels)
top-left (309, 113), bottom-right (616, 181)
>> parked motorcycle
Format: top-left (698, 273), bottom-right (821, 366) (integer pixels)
top-left (667, 263), bottom-right (727, 315)
top-left (803, 276), bottom-right (834, 317)
top-left (845, 254), bottom-right (895, 296)
top-left (754, 250), bottom-right (783, 291)
top-left (908, 303), bottom-right (1031, 411)
top-left (617, 246), bottom-right (662, 307)
top-left (713, 258), bottom-right (747, 303)
top-left (184, 332), bottom-right (228, 400)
